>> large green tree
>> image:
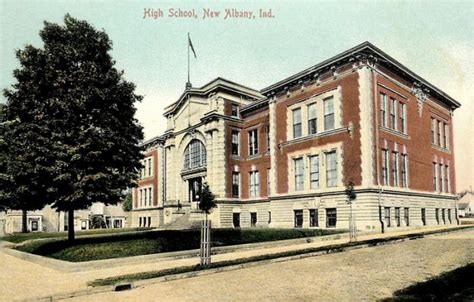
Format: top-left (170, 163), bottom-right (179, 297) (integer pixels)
top-left (3, 15), bottom-right (144, 240)
top-left (1, 88), bottom-right (54, 232)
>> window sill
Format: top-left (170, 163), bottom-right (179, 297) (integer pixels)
top-left (246, 154), bottom-right (262, 160)
top-left (281, 126), bottom-right (350, 147)
top-left (380, 126), bottom-right (409, 139)
top-left (431, 144), bottom-right (451, 153)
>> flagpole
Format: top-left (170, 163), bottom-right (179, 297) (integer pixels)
top-left (187, 32), bottom-right (190, 89)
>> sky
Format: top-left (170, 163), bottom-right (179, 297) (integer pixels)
top-left (1, 0), bottom-right (472, 191)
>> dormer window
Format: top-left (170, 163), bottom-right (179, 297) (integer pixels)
top-left (231, 103), bottom-right (239, 117)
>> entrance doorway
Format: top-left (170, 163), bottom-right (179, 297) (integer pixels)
top-left (189, 177), bottom-right (202, 202)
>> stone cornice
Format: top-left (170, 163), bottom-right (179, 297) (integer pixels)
top-left (261, 41), bottom-right (460, 110)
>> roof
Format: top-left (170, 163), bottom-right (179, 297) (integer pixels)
top-left (163, 77), bottom-right (263, 117)
top-left (261, 41), bottom-right (461, 109)
top-left (459, 192), bottom-right (474, 206)
top-left (140, 135), bottom-right (164, 149)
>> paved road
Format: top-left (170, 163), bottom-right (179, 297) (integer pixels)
top-left (65, 230), bottom-right (474, 302)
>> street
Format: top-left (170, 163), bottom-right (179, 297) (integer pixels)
top-left (65, 230), bottom-right (474, 302)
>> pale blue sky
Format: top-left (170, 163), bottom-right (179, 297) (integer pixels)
top-left (1, 0), bottom-right (472, 190)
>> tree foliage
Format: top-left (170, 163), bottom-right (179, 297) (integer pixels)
top-left (122, 191), bottom-right (133, 212)
top-left (198, 183), bottom-right (217, 215)
top-left (2, 15), bottom-right (144, 238)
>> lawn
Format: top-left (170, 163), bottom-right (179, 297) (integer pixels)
top-left (383, 263), bottom-right (474, 301)
top-left (14, 228), bottom-right (344, 262)
top-left (0, 227), bottom-right (153, 243)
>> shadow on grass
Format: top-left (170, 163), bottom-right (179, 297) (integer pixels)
top-left (382, 263), bottom-right (474, 301)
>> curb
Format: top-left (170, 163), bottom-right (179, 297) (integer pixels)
top-left (23, 225), bottom-right (473, 302)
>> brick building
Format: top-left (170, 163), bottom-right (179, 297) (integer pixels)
top-left (131, 42), bottom-right (460, 231)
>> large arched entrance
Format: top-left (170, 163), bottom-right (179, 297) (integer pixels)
top-left (182, 139), bottom-right (207, 207)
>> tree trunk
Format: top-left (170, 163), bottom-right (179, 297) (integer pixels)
top-left (68, 209), bottom-right (75, 241)
top-left (21, 209), bottom-right (28, 233)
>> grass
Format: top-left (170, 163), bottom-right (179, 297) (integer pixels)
top-left (383, 263), bottom-right (474, 301)
top-left (15, 228), bottom-right (344, 262)
top-left (0, 227), bottom-right (153, 243)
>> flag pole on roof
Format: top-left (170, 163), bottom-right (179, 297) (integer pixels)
top-left (187, 33), bottom-right (197, 90)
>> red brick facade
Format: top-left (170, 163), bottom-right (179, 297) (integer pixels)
top-left (131, 42), bottom-right (460, 229)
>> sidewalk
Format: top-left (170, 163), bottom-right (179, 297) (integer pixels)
top-left (0, 225), bottom-right (471, 301)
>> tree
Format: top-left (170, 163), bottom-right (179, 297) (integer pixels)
top-left (3, 15), bottom-right (144, 240)
top-left (345, 180), bottom-right (357, 202)
top-left (198, 183), bottom-right (217, 221)
top-left (1, 100), bottom-right (54, 232)
top-left (90, 215), bottom-right (107, 229)
top-left (122, 192), bottom-right (132, 212)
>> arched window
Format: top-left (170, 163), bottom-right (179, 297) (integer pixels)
top-left (184, 139), bottom-right (206, 170)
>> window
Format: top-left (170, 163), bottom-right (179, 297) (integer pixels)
top-left (267, 168), bottom-right (271, 196)
top-left (442, 209), bottom-right (446, 224)
top-left (382, 149), bottom-right (389, 186)
top-left (139, 217), bottom-right (143, 227)
top-left (392, 152), bottom-right (399, 187)
top-left (249, 171), bottom-right (260, 197)
top-left (326, 208), bottom-right (337, 228)
top-left (401, 154), bottom-right (408, 188)
top-left (446, 165), bottom-right (451, 193)
top-left (294, 158), bottom-right (304, 191)
top-left (140, 189), bottom-right (143, 207)
top-left (80, 220), bottom-right (87, 230)
top-left (308, 103), bottom-right (317, 135)
top-left (232, 130), bottom-right (240, 155)
top-left (265, 125), bottom-right (270, 152)
top-left (404, 207), bottom-right (409, 226)
top-left (233, 213), bottom-right (240, 228)
top-left (390, 98), bottom-right (397, 130)
top-left (438, 121), bottom-right (442, 147)
top-left (268, 211), bottom-right (271, 224)
top-left (444, 124), bottom-right (450, 149)
top-left (326, 151), bottom-right (337, 187)
top-left (380, 93), bottom-right (387, 127)
top-left (436, 208), bottom-right (440, 224)
top-left (147, 217), bottom-right (151, 227)
top-left (400, 102), bottom-right (407, 133)
top-left (31, 220), bottom-right (39, 232)
top-left (324, 97), bottom-right (335, 130)
top-left (294, 210), bottom-right (303, 228)
top-left (231, 130), bottom-right (240, 156)
top-left (293, 108), bottom-right (302, 138)
top-left (431, 118), bottom-right (436, 145)
top-left (232, 172), bottom-right (240, 198)
top-left (114, 219), bottom-right (123, 228)
top-left (248, 129), bottom-right (259, 156)
top-left (421, 208), bottom-right (426, 226)
top-left (433, 162), bottom-right (438, 192)
top-left (309, 155), bottom-right (320, 189)
top-left (395, 207), bottom-right (401, 227)
top-left (184, 139), bottom-right (206, 170)
top-left (250, 212), bottom-right (257, 227)
top-left (384, 207), bottom-right (391, 227)
top-left (148, 158), bottom-right (152, 176)
top-left (447, 209), bottom-right (451, 223)
top-left (440, 163), bottom-right (445, 193)
top-left (231, 103), bottom-right (239, 117)
top-left (148, 187), bottom-right (152, 206)
top-left (309, 209), bottom-right (318, 227)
